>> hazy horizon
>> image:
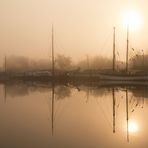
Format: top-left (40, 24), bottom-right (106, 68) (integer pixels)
top-left (1, 0), bottom-right (148, 66)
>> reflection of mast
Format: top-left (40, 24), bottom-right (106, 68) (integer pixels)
top-left (112, 88), bottom-right (116, 133)
top-left (4, 84), bottom-right (7, 104)
top-left (142, 88), bottom-right (145, 108)
top-left (4, 55), bottom-right (7, 73)
top-left (86, 86), bottom-right (90, 103)
top-left (126, 89), bottom-right (129, 142)
top-left (51, 24), bottom-right (55, 136)
top-left (51, 83), bottom-right (55, 136)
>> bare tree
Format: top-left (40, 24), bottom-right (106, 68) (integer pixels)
top-left (55, 54), bottom-right (72, 71)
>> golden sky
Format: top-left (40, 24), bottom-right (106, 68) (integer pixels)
top-left (0, 0), bottom-right (148, 63)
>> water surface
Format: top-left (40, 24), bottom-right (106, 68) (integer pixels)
top-left (0, 83), bottom-right (148, 148)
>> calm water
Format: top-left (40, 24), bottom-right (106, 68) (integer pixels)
top-left (0, 83), bottom-right (148, 148)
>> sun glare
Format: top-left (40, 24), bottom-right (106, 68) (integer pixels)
top-left (122, 10), bottom-right (142, 31)
top-left (128, 121), bottom-right (139, 133)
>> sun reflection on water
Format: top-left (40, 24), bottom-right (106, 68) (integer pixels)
top-left (128, 121), bottom-right (139, 133)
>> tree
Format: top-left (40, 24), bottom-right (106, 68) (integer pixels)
top-left (55, 54), bottom-right (72, 71)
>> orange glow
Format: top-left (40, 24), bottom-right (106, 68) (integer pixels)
top-left (122, 10), bottom-right (142, 31)
top-left (128, 121), bottom-right (139, 133)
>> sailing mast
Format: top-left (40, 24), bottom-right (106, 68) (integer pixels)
top-left (51, 24), bottom-right (55, 136)
top-left (113, 27), bottom-right (116, 71)
top-left (52, 24), bottom-right (55, 78)
top-left (126, 25), bottom-right (129, 73)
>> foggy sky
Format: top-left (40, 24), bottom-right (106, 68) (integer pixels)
top-left (0, 0), bottom-right (148, 66)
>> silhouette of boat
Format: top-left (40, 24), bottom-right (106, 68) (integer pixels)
top-left (98, 27), bottom-right (148, 81)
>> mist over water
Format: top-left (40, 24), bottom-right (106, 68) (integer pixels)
top-left (1, 1), bottom-right (148, 148)
top-left (0, 82), bottom-right (148, 148)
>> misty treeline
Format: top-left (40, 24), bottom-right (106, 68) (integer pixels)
top-left (4, 55), bottom-right (72, 72)
top-left (2, 55), bottom-right (114, 72)
top-left (2, 54), bottom-right (148, 72)
top-left (130, 54), bottom-right (148, 71)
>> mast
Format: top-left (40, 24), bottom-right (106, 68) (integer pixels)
top-left (142, 50), bottom-right (144, 69)
top-left (51, 24), bottom-right (55, 135)
top-left (86, 86), bottom-right (90, 103)
top-left (52, 24), bottom-right (55, 77)
top-left (86, 55), bottom-right (91, 77)
top-left (86, 55), bottom-right (89, 71)
top-left (113, 27), bottom-right (116, 71)
top-left (112, 88), bottom-right (116, 133)
top-left (126, 25), bottom-right (129, 73)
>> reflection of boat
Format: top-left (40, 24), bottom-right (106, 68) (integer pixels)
top-left (99, 74), bottom-right (148, 81)
top-left (111, 88), bottom-right (129, 141)
top-left (97, 80), bottom-right (148, 87)
top-left (111, 87), bottom-right (144, 142)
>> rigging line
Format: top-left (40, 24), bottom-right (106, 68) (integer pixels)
top-left (47, 27), bottom-right (53, 60)
top-left (53, 91), bottom-right (70, 123)
top-left (53, 100), bottom-right (63, 126)
top-left (52, 95), bottom-right (60, 122)
top-left (129, 95), bottom-right (134, 103)
top-left (100, 31), bottom-right (112, 51)
top-left (52, 93), bottom-right (71, 126)
top-left (55, 36), bottom-right (66, 53)
top-left (96, 98), bottom-right (112, 128)
top-left (54, 99), bottom-right (70, 126)
top-left (53, 101), bottom-right (60, 121)
top-left (48, 89), bottom-right (53, 121)
top-left (114, 37), bottom-right (120, 51)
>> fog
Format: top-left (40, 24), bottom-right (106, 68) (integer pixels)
top-left (2, 55), bottom-right (126, 72)
top-left (1, 0), bottom-right (148, 66)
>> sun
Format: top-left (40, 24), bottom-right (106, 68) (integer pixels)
top-left (122, 10), bottom-right (142, 31)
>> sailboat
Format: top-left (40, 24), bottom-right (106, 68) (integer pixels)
top-left (99, 27), bottom-right (148, 81)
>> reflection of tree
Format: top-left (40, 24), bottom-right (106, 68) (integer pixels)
top-left (4, 83), bottom-right (72, 99)
top-left (126, 87), bottom-right (146, 110)
top-left (77, 85), bottom-right (109, 98)
top-left (5, 83), bottom-right (51, 97)
top-left (129, 87), bottom-right (148, 98)
top-left (90, 87), bottom-right (109, 98)
top-left (55, 86), bottom-right (71, 100)
top-left (6, 84), bottom-right (29, 97)
top-left (29, 86), bottom-right (50, 93)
